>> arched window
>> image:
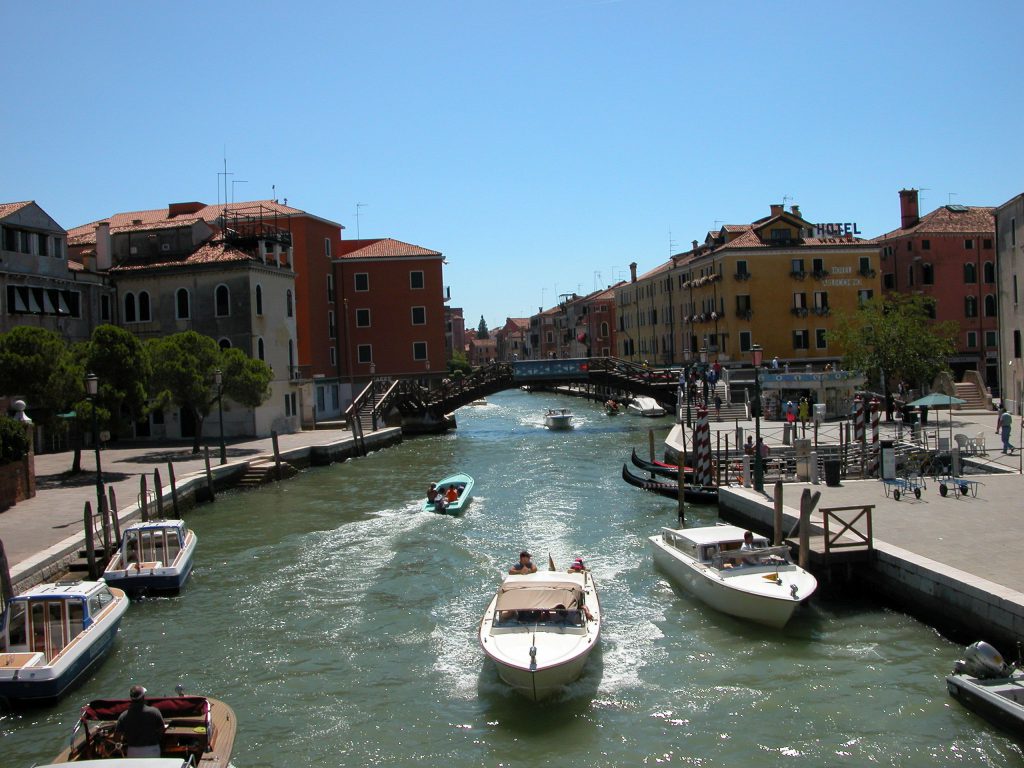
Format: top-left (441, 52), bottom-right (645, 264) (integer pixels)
top-left (123, 292), bottom-right (137, 322)
top-left (600, 321), bottom-right (609, 338)
top-left (138, 290), bottom-right (151, 322)
top-left (257, 337), bottom-right (265, 361)
top-left (255, 284), bottom-right (263, 316)
top-left (965, 296), bottom-right (978, 318)
top-left (963, 263), bottom-right (977, 284)
top-left (215, 284), bottom-right (230, 317)
top-left (286, 290), bottom-right (293, 318)
top-left (984, 261), bottom-right (995, 284)
top-left (176, 288), bottom-right (190, 319)
top-left (984, 294), bottom-right (996, 317)
top-left (218, 338), bottom-right (231, 350)
top-left (921, 263), bottom-right (934, 285)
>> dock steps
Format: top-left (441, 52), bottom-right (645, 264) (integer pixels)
top-left (236, 460), bottom-right (297, 488)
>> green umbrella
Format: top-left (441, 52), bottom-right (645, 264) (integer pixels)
top-left (906, 393), bottom-right (966, 462)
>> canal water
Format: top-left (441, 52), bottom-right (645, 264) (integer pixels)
top-left (3, 389), bottom-right (1021, 766)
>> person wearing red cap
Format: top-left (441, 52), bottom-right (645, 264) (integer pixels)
top-left (115, 685), bottom-right (165, 758)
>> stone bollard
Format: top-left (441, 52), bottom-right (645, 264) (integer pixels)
top-left (742, 455), bottom-right (751, 488)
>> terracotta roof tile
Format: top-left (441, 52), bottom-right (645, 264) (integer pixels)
top-left (333, 238), bottom-right (441, 258)
top-left (877, 205), bottom-right (995, 239)
top-left (0, 201), bottom-right (34, 219)
top-left (108, 241), bottom-right (257, 273)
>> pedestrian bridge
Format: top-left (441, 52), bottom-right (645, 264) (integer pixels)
top-left (345, 357), bottom-right (686, 435)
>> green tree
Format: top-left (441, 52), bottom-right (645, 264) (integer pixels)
top-left (76, 324), bottom-right (152, 437)
top-left (828, 295), bottom-right (957, 394)
top-left (148, 332), bottom-right (273, 454)
top-left (0, 326), bottom-right (80, 436)
top-left (476, 316), bottom-right (489, 340)
top-left (147, 332), bottom-right (224, 454)
top-left (448, 349), bottom-right (471, 375)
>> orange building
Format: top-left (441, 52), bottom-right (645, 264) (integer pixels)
top-left (333, 238), bottom-right (447, 382)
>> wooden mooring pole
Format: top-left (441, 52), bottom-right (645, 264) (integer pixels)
top-left (139, 474), bottom-right (149, 522)
top-left (0, 538), bottom-right (14, 605)
top-left (100, 495), bottom-right (112, 564)
top-left (84, 501), bottom-right (97, 579)
top-left (648, 429), bottom-right (655, 462)
top-left (107, 486), bottom-right (121, 546)
top-left (153, 468), bottom-right (164, 518)
top-left (272, 431), bottom-right (282, 481)
top-left (204, 446), bottom-right (215, 501)
top-left (773, 481), bottom-right (784, 545)
top-left (168, 462), bottom-right (179, 517)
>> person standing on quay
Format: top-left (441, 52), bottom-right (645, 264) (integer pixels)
top-left (996, 407), bottom-right (1016, 454)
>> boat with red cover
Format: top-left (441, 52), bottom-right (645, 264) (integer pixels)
top-left (52, 692), bottom-right (236, 767)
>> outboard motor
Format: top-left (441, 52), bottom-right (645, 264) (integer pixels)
top-left (953, 641), bottom-right (1013, 679)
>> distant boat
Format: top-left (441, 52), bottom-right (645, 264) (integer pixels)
top-left (946, 641), bottom-right (1024, 739)
top-left (469, 398), bottom-right (488, 406)
top-left (649, 525), bottom-right (817, 628)
top-left (627, 396), bottom-right (666, 417)
top-left (0, 580), bottom-right (129, 706)
top-left (604, 400), bottom-right (622, 416)
top-left (629, 448), bottom-right (695, 482)
top-left (424, 473), bottom-right (475, 515)
top-left (102, 519), bottom-right (197, 595)
top-left (479, 568), bottom-right (601, 701)
top-left (544, 408), bottom-right (574, 430)
top-left (52, 690), bottom-right (237, 767)
top-left (621, 464), bottom-right (718, 505)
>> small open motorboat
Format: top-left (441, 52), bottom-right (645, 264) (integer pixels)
top-left (630, 448), bottom-right (695, 482)
top-left (543, 408), bottom-right (574, 430)
top-left (626, 396), bottom-right (666, 417)
top-left (0, 580), bottom-right (129, 707)
top-left (52, 689), bottom-right (237, 767)
top-left (649, 525), bottom-right (817, 628)
top-left (424, 472), bottom-right (475, 514)
top-left (621, 464), bottom-right (718, 505)
top-left (604, 399), bottom-right (622, 416)
top-left (102, 519), bottom-right (197, 595)
top-left (946, 640), bottom-right (1024, 738)
top-left (479, 568), bottom-right (601, 701)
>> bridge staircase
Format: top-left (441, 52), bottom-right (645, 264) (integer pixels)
top-left (954, 381), bottom-right (988, 410)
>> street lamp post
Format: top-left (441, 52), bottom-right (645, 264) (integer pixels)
top-left (700, 346), bottom-right (709, 405)
top-left (751, 344), bottom-right (764, 492)
top-left (214, 369), bottom-right (226, 465)
top-left (84, 373), bottom-right (104, 512)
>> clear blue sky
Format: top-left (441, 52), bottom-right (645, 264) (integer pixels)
top-left (5, 1), bottom-right (1023, 332)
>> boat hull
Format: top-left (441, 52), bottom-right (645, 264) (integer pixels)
top-left (621, 464), bottom-right (718, 504)
top-left (946, 672), bottom-right (1024, 738)
top-left (544, 415), bottom-right (573, 430)
top-left (0, 590), bottom-right (129, 706)
top-left (103, 534), bottom-right (196, 595)
top-left (490, 647), bottom-right (596, 701)
top-left (649, 535), bottom-right (812, 628)
top-left (424, 473), bottom-right (474, 514)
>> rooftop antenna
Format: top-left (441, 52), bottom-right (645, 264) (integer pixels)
top-left (216, 153), bottom-right (233, 211)
top-left (356, 202), bottom-right (367, 239)
top-left (782, 194), bottom-right (792, 208)
top-left (272, 184), bottom-right (276, 202)
top-left (713, 220), bottom-right (723, 230)
top-left (948, 192), bottom-right (958, 205)
top-left (669, 230), bottom-right (677, 255)
top-left (231, 179), bottom-right (247, 204)
top-left (593, 270), bottom-right (602, 290)
top-left (919, 187), bottom-right (931, 210)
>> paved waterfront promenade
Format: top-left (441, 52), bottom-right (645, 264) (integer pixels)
top-left (0, 426), bottom-right (367, 587)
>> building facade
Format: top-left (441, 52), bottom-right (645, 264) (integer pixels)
top-left (994, 194), bottom-right (1024, 414)
top-left (876, 189), bottom-right (997, 388)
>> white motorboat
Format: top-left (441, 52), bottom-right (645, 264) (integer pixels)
top-left (102, 519), bottom-right (197, 595)
top-left (649, 525), bottom-right (817, 628)
top-left (543, 408), bottom-right (574, 430)
top-left (0, 580), bottom-right (129, 706)
top-left (627, 396), bottom-right (666, 417)
top-left (946, 640), bottom-right (1024, 738)
top-left (479, 569), bottom-right (601, 700)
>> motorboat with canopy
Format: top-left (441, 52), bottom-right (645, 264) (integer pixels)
top-left (479, 569), bottom-right (600, 701)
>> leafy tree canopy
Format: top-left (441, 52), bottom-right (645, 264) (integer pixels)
top-left (0, 326), bottom-right (79, 431)
top-left (476, 316), bottom-right (489, 340)
top-left (449, 349), bottom-right (471, 375)
top-left (76, 324), bottom-right (152, 433)
top-left (219, 347), bottom-right (272, 407)
top-left (828, 295), bottom-right (957, 393)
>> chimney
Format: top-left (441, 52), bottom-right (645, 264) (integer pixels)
top-left (770, 204), bottom-right (784, 217)
top-left (899, 188), bottom-right (920, 229)
top-left (95, 222), bottom-right (112, 271)
top-left (790, 205), bottom-right (801, 218)
top-left (692, 240), bottom-right (699, 252)
top-left (629, 262), bottom-right (637, 283)
top-left (167, 201), bottom-right (205, 218)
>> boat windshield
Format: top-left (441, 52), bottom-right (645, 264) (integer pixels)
top-left (710, 545), bottom-right (792, 571)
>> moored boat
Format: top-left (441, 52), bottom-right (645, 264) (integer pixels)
top-left (629, 448), bottom-right (695, 482)
top-left (543, 408), bottom-right (574, 430)
top-left (0, 580), bottom-right (129, 707)
top-left (52, 690), bottom-right (236, 767)
top-left (626, 396), bottom-right (666, 417)
top-left (424, 472), bottom-right (475, 514)
top-left (102, 520), bottom-right (197, 595)
top-left (649, 525), bottom-right (816, 628)
top-left (479, 568), bottom-right (601, 701)
top-left (946, 641), bottom-right (1024, 738)
top-left (621, 464), bottom-right (718, 505)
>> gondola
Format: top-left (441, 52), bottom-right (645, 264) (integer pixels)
top-left (621, 464), bottom-right (718, 505)
top-left (629, 448), bottom-right (695, 482)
